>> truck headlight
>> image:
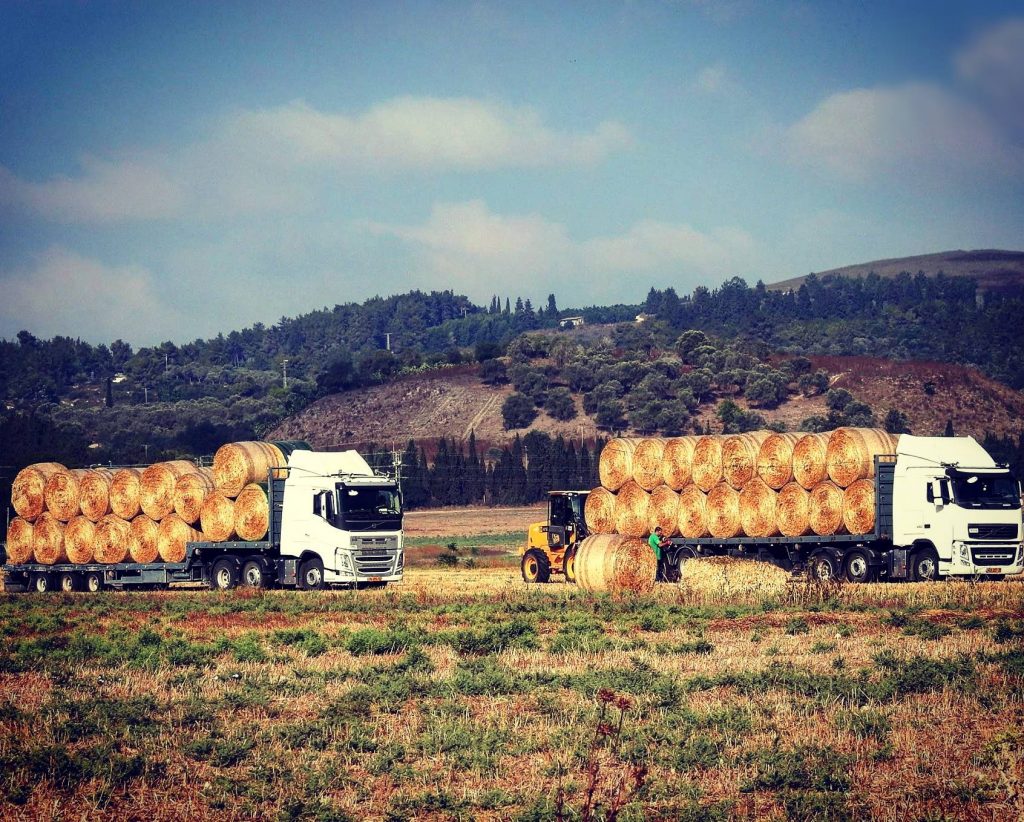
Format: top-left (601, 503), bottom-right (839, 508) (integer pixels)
top-left (335, 549), bottom-right (353, 571)
top-left (1017, 543), bottom-right (1024, 565)
top-left (957, 543), bottom-right (971, 565)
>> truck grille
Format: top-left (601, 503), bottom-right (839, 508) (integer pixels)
top-left (968, 524), bottom-right (1018, 541)
top-left (352, 536), bottom-right (400, 575)
top-left (971, 547), bottom-right (1017, 565)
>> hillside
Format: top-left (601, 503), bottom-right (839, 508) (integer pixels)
top-left (767, 249), bottom-right (1024, 293)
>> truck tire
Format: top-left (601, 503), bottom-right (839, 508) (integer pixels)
top-left (844, 550), bottom-right (873, 584)
top-left (31, 573), bottom-right (52, 593)
top-left (563, 547), bottom-right (578, 584)
top-left (521, 549), bottom-right (551, 583)
top-left (211, 558), bottom-right (239, 590)
top-left (665, 547), bottom-right (697, 583)
top-left (84, 572), bottom-right (103, 593)
top-left (911, 547), bottom-right (940, 582)
top-left (808, 552), bottom-right (840, 582)
top-left (59, 573), bottom-right (80, 592)
top-left (298, 557), bottom-right (325, 590)
top-left (241, 558), bottom-right (269, 588)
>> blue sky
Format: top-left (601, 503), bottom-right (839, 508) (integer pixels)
top-left (1, 1), bottom-right (1022, 345)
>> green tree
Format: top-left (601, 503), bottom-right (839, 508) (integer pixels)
top-left (502, 393), bottom-right (538, 429)
top-left (545, 387), bottom-right (577, 421)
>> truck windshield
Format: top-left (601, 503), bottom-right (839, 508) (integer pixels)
top-left (950, 472), bottom-right (1021, 509)
top-left (337, 484), bottom-right (402, 530)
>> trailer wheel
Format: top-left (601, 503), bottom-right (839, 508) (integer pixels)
top-left (84, 572), bottom-right (103, 593)
top-left (59, 573), bottom-right (80, 592)
top-left (665, 547), bottom-right (697, 583)
top-left (844, 550), bottom-right (873, 584)
top-left (241, 558), bottom-right (268, 588)
top-left (521, 549), bottom-right (550, 583)
top-left (563, 547), bottom-right (578, 584)
top-left (808, 552), bottom-right (840, 582)
top-left (30, 573), bottom-right (52, 593)
top-left (911, 547), bottom-right (940, 582)
top-left (211, 558), bottom-right (239, 591)
top-left (298, 557), bottom-right (325, 590)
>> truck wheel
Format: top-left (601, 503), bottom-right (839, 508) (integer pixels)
top-left (521, 549), bottom-right (551, 583)
top-left (211, 558), bottom-right (239, 590)
top-left (808, 553), bottom-right (840, 582)
top-left (298, 557), bottom-right (325, 590)
top-left (844, 550), bottom-right (873, 584)
top-left (241, 559), bottom-right (268, 588)
top-left (911, 548), bottom-right (940, 582)
top-left (59, 573), bottom-right (80, 592)
top-left (665, 547), bottom-right (697, 583)
top-left (31, 573), bottom-right (52, 593)
top-left (84, 572), bottom-right (103, 593)
top-left (563, 547), bottom-right (578, 584)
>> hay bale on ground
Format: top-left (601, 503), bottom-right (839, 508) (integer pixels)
top-left (110, 468), bottom-right (143, 519)
top-left (158, 515), bottom-right (200, 563)
top-left (677, 485), bottom-right (709, 538)
top-left (843, 479), bottom-right (876, 535)
top-left (598, 438), bottom-right (642, 492)
top-left (661, 436), bottom-right (699, 490)
top-left (213, 441), bottom-right (286, 497)
top-left (575, 534), bottom-right (657, 595)
top-left (707, 482), bottom-right (742, 539)
top-left (648, 486), bottom-right (680, 537)
top-left (141, 461), bottom-right (200, 520)
top-left (692, 436), bottom-right (725, 492)
top-left (584, 487), bottom-right (617, 534)
top-left (757, 433), bottom-right (802, 489)
top-left (793, 433), bottom-right (830, 490)
top-left (79, 469), bottom-right (116, 522)
top-left (614, 480), bottom-right (652, 537)
top-left (632, 438), bottom-right (668, 491)
top-left (129, 516), bottom-right (160, 564)
top-left (95, 515), bottom-right (131, 564)
top-left (12, 462), bottom-right (66, 521)
top-left (777, 482), bottom-right (811, 537)
top-left (234, 483), bottom-right (270, 541)
top-left (809, 481), bottom-right (847, 536)
top-left (679, 555), bottom-right (789, 598)
top-left (826, 428), bottom-right (899, 488)
top-left (44, 468), bottom-right (90, 522)
top-left (6, 518), bottom-right (34, 564)
top-left (174, 468), bottom-right (216, 525)
top-left (739, 479), bottom-right (779, 538)
top-left (32, 513), bottom-right (67, 565)
top-left (65, 516), bottom-right (97, 564)
top-left (200, 493), bottom-right (236, 542)
top-left (722, 431), bottom-right (771, 489)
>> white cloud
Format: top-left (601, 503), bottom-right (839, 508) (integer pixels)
top-left (0, 248), bottom-right (182, 343)
top-left (956, 17), bottom-right (1024, 134)
top-left (695, 63), bottom-right (736, 94)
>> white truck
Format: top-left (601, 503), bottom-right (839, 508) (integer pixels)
top-left (664, 435), bottom-right (1023, 582)
top-left (3, 449), bottom-right (405, 592)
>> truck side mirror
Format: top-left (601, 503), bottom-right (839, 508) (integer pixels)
top-left (929, 480), bottom-right (944, 506)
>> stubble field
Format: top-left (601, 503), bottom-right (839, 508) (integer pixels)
top-left (0, 506), bottom-right (1022, 820)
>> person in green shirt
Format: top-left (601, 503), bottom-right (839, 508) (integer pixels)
top-left (648, 527), bottom-right (666, 561)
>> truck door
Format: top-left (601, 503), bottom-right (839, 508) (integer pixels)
top-left (297, 489), bottom-right (342, 564)
top-left (895, 470), bottom-right (951, 554)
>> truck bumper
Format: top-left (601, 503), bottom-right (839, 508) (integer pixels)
top-left (329, 548), bottom-right (404, 583)
top-left (942, 541), bottom-right (1024, 577)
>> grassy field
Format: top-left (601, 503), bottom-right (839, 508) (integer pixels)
top-left (1, 558), bottom-right (1023, 821)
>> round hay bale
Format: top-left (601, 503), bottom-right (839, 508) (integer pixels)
top-left (12, 462), bottom-right (66, 521)
top-left (110, 468), bottom-right (143, 519)
top-left (200, 493), bottom-right (236, 542)
top-left (632, 438), bottom-right (668, 491)
top-left (141, 461), bottom-right (199, 520)
top-left (6, 518), bottom-right (34, 564)
top-left (707, 482), bottom-right (742, 539)
top-left (43, 468), bottom-right (90, 522)
top-left (95, 515), bottom-right (131, 564)
top-left (598, 438), bottom-right (642, 492)
top-left (129, 516), bottom-right (160, 564)
top-left (722, 431), bottom-right (771, 489)
top-left (648, 486), bottom-right (680, 537)
top-left (212, 442), bottom-right (286, 497)
top-left (692, 436), bottom-right (725, 492)
top-left (826, 428), bottom-right (899, 488)
top-left (173, 468), bottom-right (216, 525)
top-left (79, 469), bottom-right (116, 522)
top-left (677, 485), bottom-right (709, 538)
top-left (809, 481), bottom-right (847, 536)
top-left (793, 433), bottom-right (830, 490)
top-left (739, 479), bottom-right (779, 538)
top-left (269, 440), bottom-right (312, 459)
top-left (575, 534), bottom-right (657, 595)
top-left (843, 479), bottom-right (876, 535)
top-left (756, 433), bottom-right (803, 489)
top-left (157, 515), bottom-right (200, 563)
top-left (613, 480), bottom-right (651, 537)
top-left (680, 555), bottom-right (790, 598)
top-left (234, 483), bottom-right (270, 541)
top-left (777, 482), bottom-right (811, 537)
top-left (65, 516), bottom-right (97, 564)
top-left (32, 513), bottom-right (67, 565)
top-left (584, 487), bottom-right (617, 534)
top-left (661, 436), bottom-right (699, 490)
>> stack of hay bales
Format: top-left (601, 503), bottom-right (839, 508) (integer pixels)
top-left (5, 441), bottom-right (306, 567)
top-left (585, 429), bottom-right (900, 561)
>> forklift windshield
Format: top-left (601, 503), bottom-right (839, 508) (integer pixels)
top-left (336, 484), bottom-right (403, 530)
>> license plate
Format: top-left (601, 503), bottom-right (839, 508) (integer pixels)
top-left (370, 576), bottom-right (382, 582)
top-left (986, 567), bottom-right (1001, 574)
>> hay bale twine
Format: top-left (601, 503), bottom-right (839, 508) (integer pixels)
top-left (584, 487), bottom-right (617, 534)
top-left (677, 485), bottom-right (710, 538)
top-left (757, 433), bottom-right (803, 489)
top-left (200, 493), bottom-right (236, 542)
top-left (777, 482), bottom-right (811, 537)
top-left (613, 480), bottom-right (652, 537)
top-left (79, 469), bottom-right (116, 522)
top-left (598, 438), bottom-right (642, 492)
top-left (158, 515), bottom-right (200, 563)
top-left (739, 479), bottom-right (779, 538)
top-left (692, 436), bottom-right (725, 492)
top-left (722, 431), bottom-right (771, 489)
top-left (65, 516), bottom-right (97, 564)
top-left (793, 433), bottom-right (830, 490)
top-left (129, 516), bottom-right (160, 564)
top-left (234, 483), bottom-right (270, 541)
top-left (809, 481), bottom-right (847, 536)
top-left (826, 428), bottom-right (899, 488)
top-left (213, 441), bottom-right (286, 497)
top-left (12, 462), bottom-right (66, 521)
top-left (173, 468), bottom-right (216, 525)
top-left (95, 515), bottom-right (131, 564)
top-left (648, 486), bottom-right (680, 537)
top-left (661, 436), bottom-right (699, 490)
top-left (843, 479), bottom-right (876, 535)
top-left (6, 518), bottom-right (34, 564)
top-left (141, 461), bottom-right (199, 520)
top-left (575, 534), bottom-right (657, 595)
top-left (32, 513), bottom-right (67, 565)
top-left (632, 438), bottom-right (668, 491)
top-left (43, 468), bottom-right (90, 522)
top-left (110, 468), bottom-right (143, 519)
top-left (707, 482), bottom-right (742, 539)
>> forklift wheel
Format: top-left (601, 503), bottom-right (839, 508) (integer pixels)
top-left (563, 547), bottom-right (578, 584)
top-left (521, 549), bottom-right (551, 584)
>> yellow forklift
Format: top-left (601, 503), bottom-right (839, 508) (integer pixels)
top-left (521, 490), bottom-right (590, 583)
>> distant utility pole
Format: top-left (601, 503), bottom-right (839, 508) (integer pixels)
top-left (143, 444), bottom-right (149, 461)
top-left (164, 353), bottom-right (169, 373)
top-left (384, 333), bottom-right (391, 352)
top-left (143, 385), bottom-right (148, 403)
top-left (282, 359), bottom-right (289, 389)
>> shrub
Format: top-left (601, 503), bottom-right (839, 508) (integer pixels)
top-left (545, 387), bottom-right (577, 421)
top-left (502, 393), bottom-right (537, 429)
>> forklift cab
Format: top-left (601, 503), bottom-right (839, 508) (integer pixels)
top-left (545, 491), bottom-right (588, 549)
